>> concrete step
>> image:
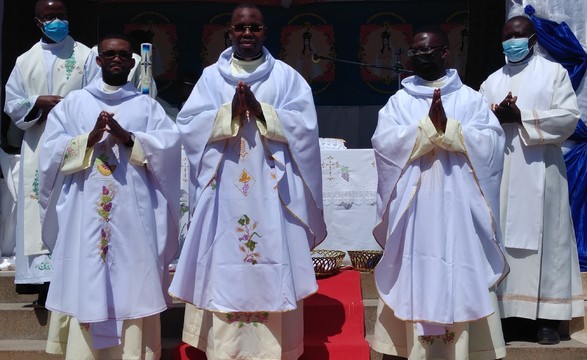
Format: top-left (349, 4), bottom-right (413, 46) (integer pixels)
top-left (0, 304), bottom-right (50, 340)
top-left (0, 301), bottom-right (184, 341)
top-left (0, 338), bottom-right (181, 360)
top-left (366, 334), bottom-right (587, 360)
top-left (0, 340), bottom-right (61, 360)
top-left (0, 271), bottom-right (37, 304)
top-left (360, 270), bottom-right (378, 300)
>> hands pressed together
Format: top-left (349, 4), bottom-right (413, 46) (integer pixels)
top-left (87, 111), bottom-right (133, 148)
top-left (429, 88), bottom-right (447, 133)
top-left (232, 81), bottom-right (263, 125)
top-left (491, 91), bottom-right (521, 124)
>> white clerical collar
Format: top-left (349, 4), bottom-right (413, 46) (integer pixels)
top-left (507, 54), bottom-right (533, 67)
top-left (40, 38), bottom-right (66, 51)
top-left (102, 81), bottom-right (121, 93)
top-left (231, 54), bottom-right (264, 75)
top-left (421, 75), bottom-right (447, 88)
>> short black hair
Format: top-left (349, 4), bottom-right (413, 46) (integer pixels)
top-left (234, 2), bottom-right (262, 13)
top-left (414, 26), bottom-right (449, 47)
top-left (97, 33), bottom-right (133, 53)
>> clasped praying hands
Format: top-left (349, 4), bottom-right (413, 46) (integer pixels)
top-left (492, 91), bottom-right (521, 124)
top-left (87, 110), bottom-right (133, 148)
top-left (429, 88), bottom-right (447, 133)
top-left (232, 81), bottom-right (264, 125)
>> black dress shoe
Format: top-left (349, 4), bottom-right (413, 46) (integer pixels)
top-left (32, 299), bottom-right (46, 309)
top-left (537, 325), bottom-right (560, 345)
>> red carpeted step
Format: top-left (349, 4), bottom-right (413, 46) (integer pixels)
top-left (302, 270), bottom-right (370, 359)
top-left (173, 270), bottom-right (370, 359)
top-left (301, 338), bottom-right (371, 360)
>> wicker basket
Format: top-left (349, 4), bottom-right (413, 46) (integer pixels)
top-left (347, 250), bottom-right (383, 272)
top-left (311, 249), bottom-right (345, 277)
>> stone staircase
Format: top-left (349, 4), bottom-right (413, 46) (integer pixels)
top-left (1, 270), bottom-right (587, 359)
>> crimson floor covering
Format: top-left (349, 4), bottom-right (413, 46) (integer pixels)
top-left (174, 269), bottom-right (370, 359)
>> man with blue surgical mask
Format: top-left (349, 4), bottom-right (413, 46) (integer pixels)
top-left (3, 0), bottom-right (100, 308)
top-left (480, 15), bottom-right (583, 345)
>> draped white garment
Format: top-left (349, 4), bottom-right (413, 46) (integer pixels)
top-left (4, 36), bottom-right (100, 284)
top-left (38, 78), bottom-right (180, 345)
top-left (480, 55), bottom-right (584, 320)
top-left (169, 47), bottom-right (326, 313)
top-left (372, 69), bottom-right (507, 335)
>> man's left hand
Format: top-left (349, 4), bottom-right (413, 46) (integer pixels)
top-left (492, 91), bottom-right (521, 124)
top-left (104, 112), bottom-right (132, 144)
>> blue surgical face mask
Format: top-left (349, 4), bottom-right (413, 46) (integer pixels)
top-left (502, 35), bottom-right (534, 63)
top-left (41, 19), bottom-right (69, 43)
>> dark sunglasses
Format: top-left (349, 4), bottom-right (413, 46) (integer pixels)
top-left (230, 24), bottom-right (267, 33)
top-left (407, 46), bottom-right (446, 58)
top-left (100, 50), bottom-right (133, 60)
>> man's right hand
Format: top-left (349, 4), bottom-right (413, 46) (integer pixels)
top-left (36, 95), bottom-right (63, 115)
top-left (26, 95), bottom-right (63, 123)
top-left (87, 111), bottom-right (110, 148)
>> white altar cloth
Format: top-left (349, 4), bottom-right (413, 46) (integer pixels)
top-left (317, 149), bottom-right (381, 264)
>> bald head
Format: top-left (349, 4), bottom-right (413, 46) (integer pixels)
top-left (503, 16), bottom-right (535, 41)
top-left (35, 0), bottom-right (66, 18)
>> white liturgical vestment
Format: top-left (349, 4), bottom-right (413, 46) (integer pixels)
top-left (4, 35), bottom-right (100, 284)
top-left (480, 54), bottom-right (584, 320)
top-left (169, 47), bottom-right (326, 312)
top-left (38, 78), bottom-right (180, 348)
top-left (372, 70), bottom-right (507, 335)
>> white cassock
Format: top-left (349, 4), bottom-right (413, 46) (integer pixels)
top-left (169, 47), bottom-right (326, 360)
top-left (480, 54), bottom-right (584, 321)
top-left (371, 69), bottom-right (507, 359)
top-left (38, 78), bottom-right (180, 358)
top-left (4, 36), bottom-right (100, 285)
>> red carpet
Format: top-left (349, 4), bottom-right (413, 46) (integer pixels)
top-left (174, 270), bottom-right (370, 359)
top-left (301, 269), bottom-right (370, 360)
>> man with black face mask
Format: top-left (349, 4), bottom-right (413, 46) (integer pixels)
top-left (371, 26), bottom-right (508, 359)
top-left (480, 15), bottom-right (583, 345)
top-left (3, 0), bottom-right (100, 308)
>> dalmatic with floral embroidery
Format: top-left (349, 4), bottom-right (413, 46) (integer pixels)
top-left (4, 35), bottom-right (100, 285)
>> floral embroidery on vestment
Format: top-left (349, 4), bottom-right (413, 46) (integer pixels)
top-left (97, 184), bottom-right (115, 263)
top-left (233, 138), bottom-right (250, 162)
top-left (95, 154), bottom-right (116, 176)
top-left (64, 138), bottom-right (79, 160)
top-left (16, 98), bottom-right (32, 109)
top-left (226, 312), bottom-right (269, 328)
top-left (35, 255), bottom-right (52, 271)
top-left (236, 214), bottom-right (263, 264)
top-left (420, 328), bottom-right (456, 345)
top-left (29, 169), bottom-right (39, 200)
top-left (57, 50), bottom-right (81, 80)
top-left (235, 168), bottom-right (255, 196)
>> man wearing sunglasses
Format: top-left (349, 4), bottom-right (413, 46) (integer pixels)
top-left (38, 34), bottom-right (180, 359)
top-left (3, 0), bottom-right (100, 309)
top-left (169, 3), bottom-right (326, 359)
top-left (371, 26), bottom-right (507, 359)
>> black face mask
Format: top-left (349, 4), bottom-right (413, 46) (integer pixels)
top-left (410, 53), bottom-right (440, 80)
